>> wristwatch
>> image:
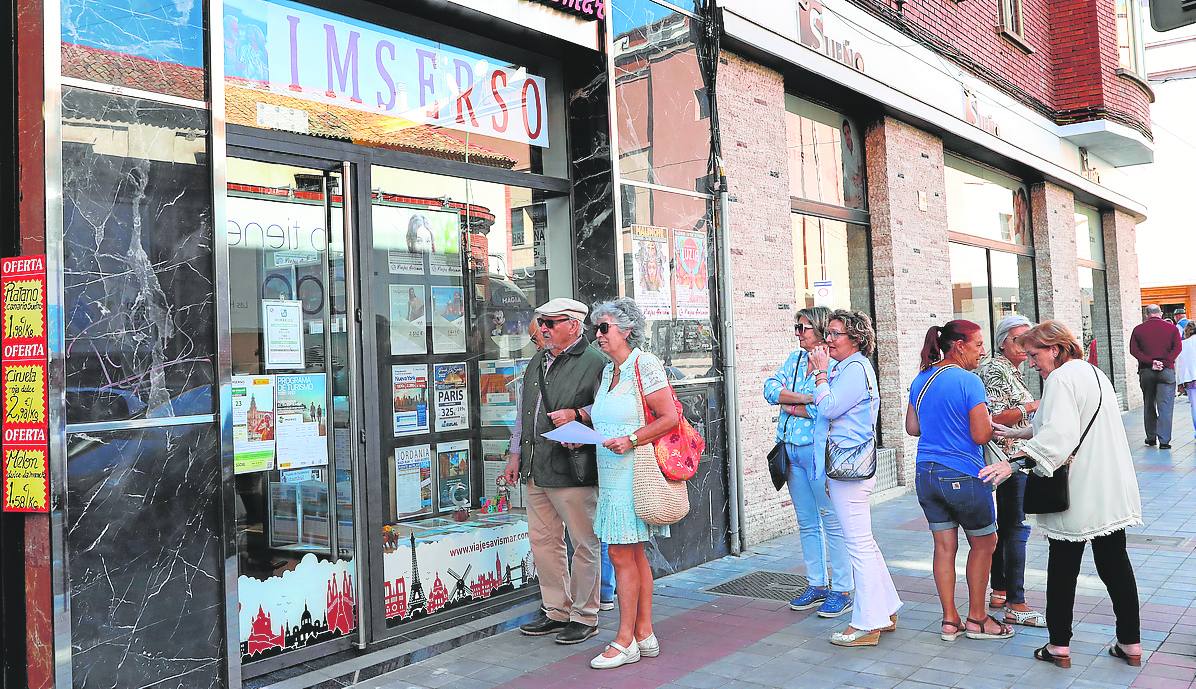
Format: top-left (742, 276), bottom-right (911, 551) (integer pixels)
top-left (628, 433), bottom-right (639, 447)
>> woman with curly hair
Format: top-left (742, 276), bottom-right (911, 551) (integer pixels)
top-left (809, 310), bottom-right (902, 647)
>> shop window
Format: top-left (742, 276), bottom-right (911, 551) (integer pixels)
top-left (1116, 0), bottom-right (1145, 75)
top-left (221, 0), bottom-right (565, 176)
top-left (790, 214), bottom-right (873, 316)
top-left (1075, 204), bottom-right (1105, 264)
top-left (785, 95), bottom-right (866, 210)
top-left (1075, 204), bottom-right (1114, 385)
top-left (949, 243), bottom-right (1038, 353)
top-left (945, 156), bottom-right (1031, 246)
top-left (1000, 0), bottom-right (1025, 39)
top-left (612, 0), bottom-right (711, 188)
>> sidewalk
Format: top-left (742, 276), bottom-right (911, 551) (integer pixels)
top-left (363, 404), bottom-right (1196, 689)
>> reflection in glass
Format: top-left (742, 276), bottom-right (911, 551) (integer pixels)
top-left (989, 251), bottom-right (1037, 327)
top-left (950, 243), bottom-right (993, 349)
top-left (785, 96), bottom-right (866, 210)
top-left (1074, 205), bottom-right (1104, 263)
top-left (945, 157), bottom-right (1030, 245)
top-left (1080, 267), bottom-right (1114, 383)
top-left (790, 214), bottom-right (872, 314)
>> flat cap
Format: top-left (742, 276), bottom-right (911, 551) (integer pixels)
top-left (534, 297), bottom-right (588, 322)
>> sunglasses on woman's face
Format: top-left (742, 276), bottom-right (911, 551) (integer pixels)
top-left (794, 323), bottom-right (810, 335)
top-left (595, 322), bottom-right (614, 334)
top-left (537, 317), bottom-right (570, 329)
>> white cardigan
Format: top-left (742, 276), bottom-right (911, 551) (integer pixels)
top-left (1020, 360), bottom-right (1142, 541)
top-left (1176, 335), bottom-right (1196, 386)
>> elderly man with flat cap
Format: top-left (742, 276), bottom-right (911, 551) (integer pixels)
top-left (503, 297), bottom-right (607, 644)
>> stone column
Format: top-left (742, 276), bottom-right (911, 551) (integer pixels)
top-left (865, 116), bottom-right (952, 484)
top-left (1103, 209), bottom-right (1145, 410)
top-left (1030, 182), bottom-right (1082, 333)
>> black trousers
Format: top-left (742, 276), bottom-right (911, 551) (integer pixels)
top-left (1046, 530), bottom-right (1141, 647)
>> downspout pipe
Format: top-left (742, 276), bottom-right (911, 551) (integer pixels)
top-left (714, 157), bottom-right (744, 555)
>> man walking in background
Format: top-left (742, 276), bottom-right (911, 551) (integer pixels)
top-left (1131, 304), bottom-right (1182, 449)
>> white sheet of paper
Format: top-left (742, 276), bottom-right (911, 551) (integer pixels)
top-left (541, 421), bottom-right (608, 445)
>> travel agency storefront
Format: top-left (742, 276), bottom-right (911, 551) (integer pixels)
top-left (5, 1), bottom-right (728, 688)
top-left (715, 0), bottom-right (1152, 545)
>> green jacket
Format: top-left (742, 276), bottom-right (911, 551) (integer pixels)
top-left (518, 338), bottom-right (607, 488)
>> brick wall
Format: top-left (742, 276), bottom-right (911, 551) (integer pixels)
top-left (1103, 209), bottom-right (1145, 410)
top-left (1030, 182), bottom-right (1083, 334)
top-left (865, 117), bottom-right (953, 483)
top-left (717, 53), bottom-right (800, 546)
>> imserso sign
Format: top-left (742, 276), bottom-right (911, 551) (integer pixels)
top-left (224, 0), bottom-right (550, 147)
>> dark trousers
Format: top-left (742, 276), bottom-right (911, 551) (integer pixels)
top-left (991, 471), bottom-right (1030, 604)
top-left (1139, 367), bottom-right (1176, 444)
top-left (1046, 530), bottom-right (1141, 647)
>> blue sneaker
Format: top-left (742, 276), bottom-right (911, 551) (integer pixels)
top-left (817, 591), bottom-right (853, 618)
top-left (789, 586), bottom-right (828, 611)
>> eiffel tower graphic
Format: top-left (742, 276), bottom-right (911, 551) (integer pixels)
top-left (406, 532), bottom-right (428, 616)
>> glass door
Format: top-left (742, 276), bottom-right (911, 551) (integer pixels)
top-left (223, 154), bottom-right (362, 667)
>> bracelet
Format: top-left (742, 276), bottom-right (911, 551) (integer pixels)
top-left (1017, 405), bottom-right (1028, 424)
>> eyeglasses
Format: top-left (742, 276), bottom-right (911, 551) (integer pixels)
top-left (537, 317), bottom-right (571, 329)
top-left (595, 322), bottom-right (613, 334)
top-left (825, 330), bottom-right (848, 340)
top-left (794, 323), bottom-right (810, 335)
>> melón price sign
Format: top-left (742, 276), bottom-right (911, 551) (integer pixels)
top-left (2, 255), bottom-right (50, 512)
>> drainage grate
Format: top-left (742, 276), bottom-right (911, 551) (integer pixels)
top-left (705, 571), bottom-right (810, 601)
top-left (1126, 534), bottom-right (1188, 548)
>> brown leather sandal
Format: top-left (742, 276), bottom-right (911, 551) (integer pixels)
top-left (1109, 644), bottom-right (1142, 667)
top-left (940, 619), bottom-right (964, 641)
top-left (1035, 645), bottom-right (1071, 669)
top-left (965, 615), bottom-right (1015, 640)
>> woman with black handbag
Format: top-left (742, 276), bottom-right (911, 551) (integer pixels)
top-left (979, 321), bottom-right (1143, 670)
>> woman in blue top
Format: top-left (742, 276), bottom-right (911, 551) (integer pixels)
top-left (906, 320), bottom-right (1013, 643)
top-left (809, 310), bottom-right (901, 648)
top-left (764, 306), bottom-right (853, 617)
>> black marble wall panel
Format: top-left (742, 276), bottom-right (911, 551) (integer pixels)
top-left (61, 87), bottom-right (214, 424)
top-left (67, 423), bottom-right (225, 689)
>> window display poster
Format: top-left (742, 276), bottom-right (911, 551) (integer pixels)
top-left (262, 299), bottom-right (305, 369)
top-left (275, 374), bottom-right (329, 469)
top-left (389, 284), bottom-right (428, 355)
top-left (436, 441), bottom-right (471, 510)
top-left (478, 359), bottom-right (518, 427)
top-left (433, 362), bottom-right (469, 432)
top-left (673, 227), bottom-right (711, 320)
top-left (431, 286), bottom-right (467, 354)
top-left (376, 205), bottom-right (462, 277)
top-left (392, 365), bottom-right (430, 436)
top-left (630, 224), bottom-right (673, 320)
top-left (481, 439), bottom-right (523, 510)
top-left (394, 444), bottom-right (432, 518)
top-left (232, 375), bottom-right (276, 474)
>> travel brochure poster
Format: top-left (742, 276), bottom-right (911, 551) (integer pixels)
top-left (262, 299), bottom-right (305, 369)
top-left (436, 441), bottom-right (471, 510)
top-left (430, 286), bottom-right (466, 353)
top-left (630, 224), bottom-right (673, 320)
top-left (478, 359), bottom-right (530, 427)
top-left (433, 362), bottom-right (469, 432)
top-left (378, 206), bottom-right (462, 277)
top-left (392, 365), bottom-right (430, 436)
top-left (232, 375), bottom-right (276, 474)
top-left (394, 444), bottom-right (432, 518)
top-left (275, 374), bottom-right (329, 470)
top-left (482, 439), bottom-right (524, 510)
top-left (389, 284), bottom-right (428, 355)
top-left (673, 227), bottom-right (711, 320)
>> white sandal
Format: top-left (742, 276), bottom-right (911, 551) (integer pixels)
top-left (590, 640), bottom-right (640, 669)
top-left (829, 627), bottom-right (881, 647)
top-left (1004, 607), bottom-right (1046, 627)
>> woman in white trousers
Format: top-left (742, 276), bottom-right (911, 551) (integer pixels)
top-left (809, 310), bottom-right (902, 647)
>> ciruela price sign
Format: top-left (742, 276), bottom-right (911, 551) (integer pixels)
top-left (2, 255), bottom-right (50, 512)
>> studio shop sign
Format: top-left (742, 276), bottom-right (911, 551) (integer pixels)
top-left (797, 0), bottom-right (865, 73)
top-left (528, 0), bottom-right (605, 20)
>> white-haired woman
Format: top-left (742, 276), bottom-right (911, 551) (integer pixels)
top-left (587, 298), bottom-right (679, 669)
top-left (977, 315), bottom-right (1044, 627)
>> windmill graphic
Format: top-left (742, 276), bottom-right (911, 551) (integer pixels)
top-left (406, 532), bottom-right (427, 616)
top-left (446, 564), bottom-right (473, 605)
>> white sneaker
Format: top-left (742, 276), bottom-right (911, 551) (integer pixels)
top-left (599, 600), bottom-right (615, 611)
top-left (636, 633), bottom-right (660, 657)
top-left (590, 640), bottom-right (640, 669)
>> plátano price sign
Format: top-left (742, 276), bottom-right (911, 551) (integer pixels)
top-left (2, 255), bottom-right (50, 512)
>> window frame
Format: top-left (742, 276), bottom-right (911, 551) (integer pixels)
top-left (998, 0), bottom-right (1034, 53)
top-left (1116, 0), bottom-right (1147, 76)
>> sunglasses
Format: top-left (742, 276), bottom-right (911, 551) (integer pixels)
top-left (794, 323), bottom-right (811, 335)
top-left (537, 317), bottom-right (572, 329)
top-left (595, 322), bottom-right (616, 334)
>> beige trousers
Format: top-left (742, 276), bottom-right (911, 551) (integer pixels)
top-left (526, 479), bottom-right (600, 626)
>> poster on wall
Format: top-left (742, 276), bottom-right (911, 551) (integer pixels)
top-left (479, 360), bottom-right (519, 427)
top-left (392, 365), bottom-right (430, 436)
top-left (394, 444), bottom-right (433, 518)
top-left (238, 554), bottom-right (356, 662)
top-left (431, 286), bottom-right (467, 353)
top-left (377, 206), bottom-right (463, 277)
top-left (262, 299), bottom-right (305, 369)
top-left (436, 441), bottom-right (471, 511)
top-left (275, 374), bottom-right (328, 469)
top-left (672, 228), bottom-right (710, 320)
top-left (389, 284), bottom-right (428, 355)
top-left (433, 363), bottom-right (469, 432)
top-left (484, 277), bottom-right (534, 356)
top-left (630, 225), bottom-right (673, 320)
top-left (232, 375), bottom-right (276, 474)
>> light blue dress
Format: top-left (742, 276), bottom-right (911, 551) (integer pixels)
top-left (592, 348), bottom-right (670, 543)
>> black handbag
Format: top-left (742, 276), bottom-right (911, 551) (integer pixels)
top-left (768, 414), bottom-right (793, 491)
top-left (1023, 364), bottom-right (1102, 515)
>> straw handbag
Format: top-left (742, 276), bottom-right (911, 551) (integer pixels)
top-left (631, 358), bottom-right (690, 526)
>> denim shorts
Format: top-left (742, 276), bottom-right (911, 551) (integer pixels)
top-left (915, 462), bottom-right (997, 537)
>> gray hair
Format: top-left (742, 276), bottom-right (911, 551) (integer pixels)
top-left (994, 315), bottom-right (1033, 352)
top-left (1146, 304), bottom-right (1163, 316)
top-left (590, 298), bottom-right (647, 347)
top-left (795, 306), bottom-right (832, 342)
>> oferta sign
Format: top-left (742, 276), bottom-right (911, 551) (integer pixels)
top-left (527, 0), bottom-right (605, 21)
